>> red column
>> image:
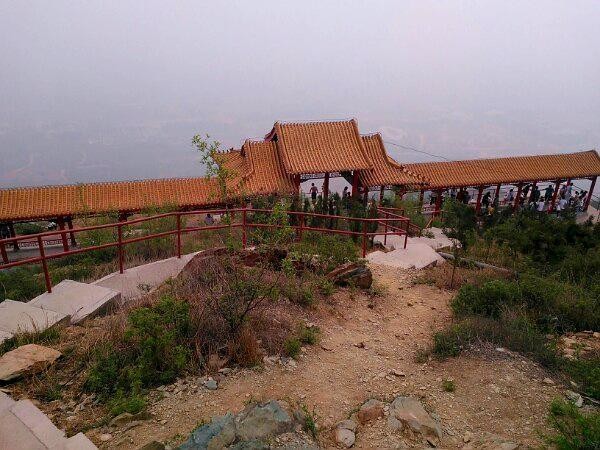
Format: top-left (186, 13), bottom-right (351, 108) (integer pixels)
top-left (323, 172), bottom-right (330, 203)
top-left (475, 186), bottom-right (484, 214)
top-left (294, 175), bottom-right (301, 196)
top-left (513, 183), bottom-right (523, 211)
top-left (548, 180), bottom-right (561, 213)
top-left (352, 171), bottom-right (360, 198)
top-left (418, 189), bottom-right (424, 209)
top-left (494, 184), bottom-right (501, 206)
top-left (379, 185), bottom-right (385, 203)
top-left (584, 176), bottom-right (597, 211)
top-left (57, 217), bottom-right (69, 252)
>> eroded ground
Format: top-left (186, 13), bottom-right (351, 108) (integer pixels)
top-left (83, 263), bottom-right (561, 449)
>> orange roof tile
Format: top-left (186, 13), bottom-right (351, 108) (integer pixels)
top-left (270, 119), bottom-right (372, 174)
top-left (242, 140), bottom-right (296, 194)
top-left (0, 177), bottom-right (220, 222)
top-left (405, 150), bottom-right (600, 189)
top-left (358, 134), bottom-right (427, 188)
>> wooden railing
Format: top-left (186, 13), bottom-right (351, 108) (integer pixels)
top-left (0, 207), bottom-right (412, 294)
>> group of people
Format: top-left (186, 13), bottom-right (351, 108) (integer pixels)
top-left (308, 182), bottom-right (352, 203)
top-left (426, 181), bottom-right (591, 215)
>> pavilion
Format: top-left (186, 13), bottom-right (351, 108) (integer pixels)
top-left (1, 118), bottom-right (599, 262)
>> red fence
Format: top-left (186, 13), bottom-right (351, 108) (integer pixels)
top-left (0, 207), bottom-right (412, 294)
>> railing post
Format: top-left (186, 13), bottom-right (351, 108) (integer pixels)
top-left (0, 241), bottom-right (8, 264)
top-left (404, 219), bottom-right (408, 249)
top-left (298, 213), bottom-right (304, 241)
top-left (383, 212), bottom-right (388, 246)
top-left (242, 208), bottom-right (247, 249)
top-left (117, 223), bottom-right (124, 274)
top-left (37, 235), bottom-right (52, 293)
top-left (176, 214), bottom-right (182, 258)
top-left (361, 220), bottom-right (367, 258)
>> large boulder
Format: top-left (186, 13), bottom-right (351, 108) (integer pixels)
top-left (326, 262), bottom-right (372, 289)
top-left (389, 396), bottom-right (442, 440)
top-left (235, 400), bottom-right (294, 441)
top-left (0, 344), bottom-right (61, 382)
top-left (178, 413), bottom-right (236, 450)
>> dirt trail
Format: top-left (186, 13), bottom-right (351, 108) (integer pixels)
top-left (96, 264), bottom-right (561, 449)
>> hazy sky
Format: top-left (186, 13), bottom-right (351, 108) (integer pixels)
top-left (1, 1), bottom-right (599, 188)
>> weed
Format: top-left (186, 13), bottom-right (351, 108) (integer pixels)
top-left (545, 399), bottom-right (600, 449)
top-left (317, 277), bottom-right (335, 297)
top-left (284, 337), bottom-right (301, 359)
top-left (0, 326), bottom-right (62, 356)
top-left (108, 393), bottom-right (147, 416)
top-left (564, 353), bottom-right (600, 401)
top-left (441, 379), bottom-right (456, 392)
top-left (301, 404), bottom-right (318, 438)
top-left (297, 324), bottom-right (320, 345)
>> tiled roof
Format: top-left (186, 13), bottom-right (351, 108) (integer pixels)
top-left (405, 150), bottom-right (600, 189)
top-left (270, 119), bottom-right (372, 174)
top-left (0, 177), bottom-right (220, 221)
top-left (358, 134), bottom-right (428, 188)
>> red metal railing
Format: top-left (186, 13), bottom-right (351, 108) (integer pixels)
top-left (0, 207), bottom-right (411, 294)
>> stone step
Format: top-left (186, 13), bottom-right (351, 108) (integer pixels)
top-left (93, 251), bottom-right (199, 301)
top-left (0, 395), bottom-right (97, 450)
top-left (29, 280), bottom-right (120, 325)
top-left (0, 300), bottom-right (69, 344)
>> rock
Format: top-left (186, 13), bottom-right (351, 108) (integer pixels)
top-left (228, 440), bottom-right (268, 450)
top-left (565, 390), bottom-right (584, 407)
top-left (179, 413), bottom-right (236, 450)
top-left (109, 410), bottom-right (151, 428)
top-left (99, 433), bottom-right (112, 442)
top-left (138, 440), bottom-right (166, 450)
top-left (0, 344), bottom-right (61, 381)
top-left (389, 396), bottom-right (442, 439)
top-left (542, 378), bottom-right (555, 385)
top-left (235, 400), bottom-right (294, 441)
top-left (390, 369), bottom-right (405, 377)
top-left (357, 399), bottom-right (385, 424)
top-left (334, 427), bottom-right (355, 448)
top-left (336, 419), bottom-right (357, 432)
top-left (387, 415), bottom-right (403, 431)
top-left (204, 379), bottom-right (218, 390)
top-left (326, 262), bottom-right (373, 289)
top-left (463, 431), bottom-right (473, 443)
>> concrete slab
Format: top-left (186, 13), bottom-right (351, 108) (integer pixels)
top-left (375, 227), bottom-right (455, 252)
top-left (367, 242), bottom-right (446, 270)
top-left (0, 408), bottom-right (48, 450)
top-left (93, 252), bottom-right (199, 301)
top-left (9, 400), bottom-right (66, 448)
top-left (64, 432), bottom-right (98, 449)
top-left (29, 280), bottom-right (120, 324)
top-left (0, 392), bottom-right (15, 414)
top-left (0, 300), bottom-right (69, 337)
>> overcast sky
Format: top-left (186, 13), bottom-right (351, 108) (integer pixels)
top-left (1, 1), bottom-right (599, 188)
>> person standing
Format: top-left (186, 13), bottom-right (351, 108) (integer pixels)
top-left (310, 183), bottom-right (318, 203)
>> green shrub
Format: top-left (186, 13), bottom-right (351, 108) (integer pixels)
top-left (442, 379), bottom-right (455, 392)
top-left (298, 324), bottom-right (320, 345)
top-left (451, 280), bottom-right (520, 318)
top-left (284, 337), bottom-right (301, 358)
top-left (0, 326), bottom-right (61, 356)
top-left (292, 232), bottom-right (358, 273)
top-left (564, 356), bottom-right (600, 401)
top-left (545, 399), bottom-right (600, 450)
top-left (86, 296), bottom-right (191, 400)
top-left (108, 394), bottom-right (147, 416)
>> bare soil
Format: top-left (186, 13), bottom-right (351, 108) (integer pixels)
top-left (81, 263), bottom-right (562, 449)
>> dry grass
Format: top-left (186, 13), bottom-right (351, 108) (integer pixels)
top-left (415, 263), bottom-right (514, 290)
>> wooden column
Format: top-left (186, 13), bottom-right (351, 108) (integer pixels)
top-left (548, 180), bottom-right (561, 213)
top-left (513, 183), bottom-right (523, 211)
top-left (418, 189), bottom-right (424, 209)
top-left (584, 176), bottom-right (597, 211)
top-left (323, 172), bottom-right (330, 203)
top-left (494, 184), bottom-right (501, 206)
top-left (294, 175), bottom-right (301, 196)
top-left (379, 185), bottom-right (385, 203)
top-left (56, 217), bottom-right (69, 252)
top-left (475, 186), bottom-right (484, 214)
top-left (351, 171), bottom-right (360, 198)
top-left (7, 222), bottom-right (18, 251)
top-left (66, 217), bottom-right (76, 247)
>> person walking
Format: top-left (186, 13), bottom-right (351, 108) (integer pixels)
top-left (309, 183), bottom-right (318, 203)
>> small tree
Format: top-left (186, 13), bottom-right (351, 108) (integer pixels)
top-left (442, 199), bottom-right (476, 288)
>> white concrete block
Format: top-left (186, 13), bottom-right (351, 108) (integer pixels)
top-left (0, 300), bottom-right (69, 336)
top-left (0, 409), bottom-right (48, 450)
top-left (64, 432), bottom-right (98, 449)
top-left (9, 399), bottom-right (66, 448)
top-left (0, 392), bottom-right (15, 414)
top-left (29, 280), bottom-right (120, 324)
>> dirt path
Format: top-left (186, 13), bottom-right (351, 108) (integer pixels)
top-left (93, 264), bottom-right (561, 449)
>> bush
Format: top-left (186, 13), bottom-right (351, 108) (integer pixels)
top-left (545, 399), bottom-right (600, 450)
top-left (284, 337), bottom-right (301, 358)
top-left (292, 232), bottom-right (358, 273)
top-left (564, 354), bottom-right (600, 401)
top-left (86, 296), bottom-right (191, 400)
top-left (451, 280), bottom-right (520, 318)
top-left (298, 324), bottom-right (320, 345)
